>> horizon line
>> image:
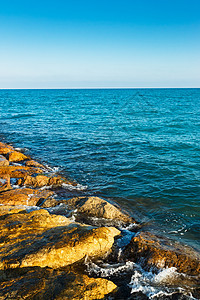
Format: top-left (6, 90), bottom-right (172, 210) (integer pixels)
top-left (0, 87), bottom-right (200, 90)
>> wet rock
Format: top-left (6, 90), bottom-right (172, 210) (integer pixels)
top-left (0, 155), bottom-right (9, 167)
top-left (7, 150), bottom-right (29, 162)
top-left (65, 196), bottom-right (133, 224)
top-left (124, 232), bottom-right (200, 276)
top-left (0, 188), bottom-right (55, 206)
top-left (0, 209), bottom-right (120, 270)
top-left (0, 142), bottom-right (14, 155)
top-left (0, 165), bottom-right (42, 178)
top-left (18, 174), bottom-right (75, 188)
top-left (0, 266), bottom-right (117, 300)
top-left (0, 175), bottom-right (11, 192)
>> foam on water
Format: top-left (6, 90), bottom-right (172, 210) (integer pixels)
top-left (86, 259), bottom-right (135, 277)
top-left (129, 266), bottom-right (198, 299)
top-left (62, 182), bottom-right (88, 191)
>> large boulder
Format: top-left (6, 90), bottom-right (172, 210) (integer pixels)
top-left (0, 142), bottom-right (14, 155)
top-left (0, 166), bottom-right (42, 178)
top-left (0, 188), bottom-right (55, 206)
top-left (18, 174), bottom-right (76, 188)
top-left (25, 159), bottom-right (46, 169)
top-left (0, 208), bottom-right (120, 270)
top-left (0, 266), bottom-right (117, 300)
top-left (7, 150), bottom-right (29, 162)
top-left (0, 155), bottom-right (9, 167)
top-left (124, 231), bottom-right (200, 276)
top-left (65, 196), bottom-right (133, 224)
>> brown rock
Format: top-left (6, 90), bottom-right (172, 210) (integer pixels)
top-left (0, 142), bottom-right (14, 155)
top-left (124, 231), bottom-right (200, 276)
top-left (0, 166), bottom-right (42, 178)
top-left (0, 175), bottom-right (11, 192)
top-left (66, 196), bottom-right (133, 224)
top-left (0, 205), bottom-right (26, 216)
top-left (0, 155), bottom-right (9, 167)
top-left (0, 188), bottom-right (55, 206)
top-left (25, 159), bottom-right (46, 169)
top-left (7, 150), bottom-right (28, 162)
top-left (18, 174), bottom-right (76, 188)
top-left (0, 266), bottom-right (117, 300)
top-left (0, 209), bottom-right (120, 270)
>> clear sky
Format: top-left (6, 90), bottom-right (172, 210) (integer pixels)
top-left (0, 0), bottom-right (200, 88)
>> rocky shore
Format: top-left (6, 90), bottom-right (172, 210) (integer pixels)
top-left (0, 141), bottom-right (199, 299)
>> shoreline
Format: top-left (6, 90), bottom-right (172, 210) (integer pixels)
top-left (0, 140), bottom-right (199, 299)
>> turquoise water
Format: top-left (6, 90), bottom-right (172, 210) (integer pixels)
top-left (0, 88), bottom-right (199, 251)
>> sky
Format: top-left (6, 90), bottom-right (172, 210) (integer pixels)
top-left (0, 0), bottom-right (200, 88)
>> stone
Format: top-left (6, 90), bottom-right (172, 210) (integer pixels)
top-left (0, 205), bottom-right (25, 216)
top-left (0, 142), bottom-right (14, 155)
top-left (0, 266), bottom-right (117, 300)
top-left (18, 174), bottom-right (76, 188)
top-left (0, 188), bottom-right (55, 206)
top-left (124, 231), bottom-right (200, 276)
top-left (25, 159), bottom-right (46, 169)
top-left (0, 175), bottom-right (11, 192)
top-left (7, 151), bottom-right (28, 162)
top-left (0, 166), bottom-right (42, 178)
top-left (0, 209), bottom-right (120, 270)
top-left (66, 196), bottom-right (133, 224)
top-left (0, 155), bottom-right (9, 167)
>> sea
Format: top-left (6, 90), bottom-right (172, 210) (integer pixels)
top-left (0, 88), bottom-right (199, 298)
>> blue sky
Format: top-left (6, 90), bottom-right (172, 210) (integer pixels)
top-left (0, 0), bottom-right (200, 88)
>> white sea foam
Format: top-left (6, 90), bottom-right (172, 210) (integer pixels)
top-left (39, 185), bottom-right (53, 190)
top-left (44, 164), bottom-right (60, 173)
top-left (62, 183), bottom-right (87, 191)
top-left (129, 266), bottom-right (197, 299)
top-left (86, 259), bottom-right (135, 277)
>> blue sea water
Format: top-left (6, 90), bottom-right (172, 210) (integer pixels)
top-left (0, 88), bottom-right (199, 251)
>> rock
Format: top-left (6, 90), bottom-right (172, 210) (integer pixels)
top-left (65, 196), bottom-right (133, 224)
top-left (0, 205), bottom-right (25, 216)
top-left (0, 142), bottom-right (14, 155)
top-left (0, 155), bottom-right (9, 167)
top-left (0, 175), bottom-right (11, 192)
top-left (124, 231), bottom-right (200, 276)
top-left (0, 166), bottom-right (42, 178)
top-left (0, 266), bottom-right (117, 300)
top-left (7, 150), bottom-right (28, 162)
top-left (25, 159), bottom-right (46, 169)
top-left (18, 174), bottom-right (75, 188)
top-left (0, 188), bottom-right (55, 206)
top-left (0, 209), bottom-right (120, 269)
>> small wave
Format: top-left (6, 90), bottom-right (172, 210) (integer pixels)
top-left (15, 147), bottom-right (28, 152)
top-left (62, 183), bottom-right (87, 191)
top-left (129, 266), bottom-right (197, 299)
top-left (86, 259), bottom-right (135, 277)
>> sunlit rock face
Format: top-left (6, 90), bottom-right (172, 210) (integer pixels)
top-left (0, 155), bottom-right (9, 167)
top-left (7, 151), bottom-right (28, 162)
top-left (18, 174), bottom-right (76, 188)
top-left (0, 142), bottom-right (14, 155)
top-left (0, 188), bottom-right (55, 206)
top-left (0, 165), bottom-right (42, 178)
top-left (0, 207), bottom-right (120, 270)
top-left (0, 266), bottom-right (117, 300)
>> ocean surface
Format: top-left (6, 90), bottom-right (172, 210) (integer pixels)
top-left (0, 88), bottom-right (200, 252)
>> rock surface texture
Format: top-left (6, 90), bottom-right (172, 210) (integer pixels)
top-left (0, 207), bottom-right (120, 270)
top-left (124, 231), bottom-right (200, 276)
top-left (0, 266), bottom-right (117, 300)
top-left (0, 188), bottom-right (55, 206)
